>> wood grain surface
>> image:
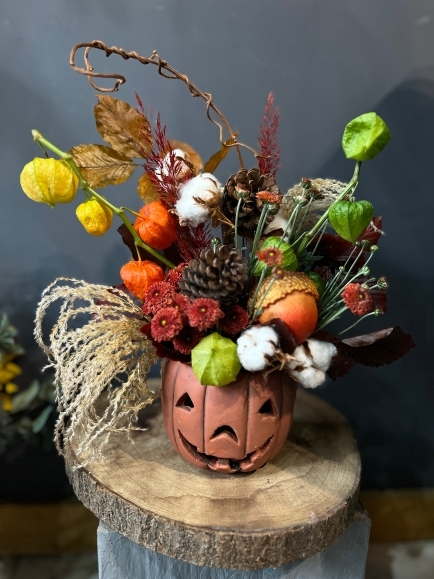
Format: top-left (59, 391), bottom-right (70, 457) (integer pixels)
top-left (66, 386), bottom-right (361, 570)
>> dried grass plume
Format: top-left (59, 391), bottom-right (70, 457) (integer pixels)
top-left (35, 278), bottom-right (157, 464)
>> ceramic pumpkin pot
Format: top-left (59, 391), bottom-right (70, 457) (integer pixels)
top-left (161, 360), bottom-right (297, 474)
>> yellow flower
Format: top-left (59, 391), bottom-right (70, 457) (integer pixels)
top-left (0, 392), bottom-right (13, 412)
top-left (0, 361), bottom-right (22, 384)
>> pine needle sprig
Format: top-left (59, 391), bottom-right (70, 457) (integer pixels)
top-left (258, 93), bottom-right (280, 176)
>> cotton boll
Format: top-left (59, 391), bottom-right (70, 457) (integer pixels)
top-left (286, 344), bottom-right (314, 370)
top-left (237, 325), bottom-right (279, 372)
top-left (175, 173), bottom-right (221, 226)
top-left (292, 367), bottom-right (326, 389)
top-left (307, 339), bottom-right (337, 371)
top-left (155, 149), bottom-right (190, 182)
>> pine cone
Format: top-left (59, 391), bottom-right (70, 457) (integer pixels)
top-left (179, 245), bottom-right (248, 307)
top-left (222, 168), bottom-right (281, 241)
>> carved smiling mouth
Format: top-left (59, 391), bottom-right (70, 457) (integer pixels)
top-left (178, 430), bottom-right (274, 473)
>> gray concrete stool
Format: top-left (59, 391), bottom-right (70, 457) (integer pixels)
top-left (67, 389), bottom-right (364, 575)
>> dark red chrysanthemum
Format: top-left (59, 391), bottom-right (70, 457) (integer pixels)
top-left (220, 306), bottom-right (251, 335)
top-left (165, 263), bottom-right (187, 288)
top-left (142, 282), bottom-right (175, 315)
top-left (172, 293), bottom-right (191, 316)
top-left (341, 283), bottom-right (375, 316)
top-left (187, 298), bottom-right (224, 331)
top-left (150, 307), bottom-right (184, 341)
top-left (271, 266), bottom-right (286, 279)
top-left (257, 247), bottom-right (283, 267)
top-left (256, 191), bottom-right (282, 204)
top-left (172, 326), bottom-right (204, 355)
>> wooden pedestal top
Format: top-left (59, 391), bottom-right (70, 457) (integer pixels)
top-left (66, 384), bottom-right (361, 570)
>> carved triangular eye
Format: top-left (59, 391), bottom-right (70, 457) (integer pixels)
top-left (176, 393), bottom-right (194, 410)
top-left (258, 399), bottom-right (276, 415)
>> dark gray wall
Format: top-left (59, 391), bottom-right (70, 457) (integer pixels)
top-left (1, 0), bottom-right (433, 489)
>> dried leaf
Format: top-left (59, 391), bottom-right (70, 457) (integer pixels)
top-left (269, 318), bottom-right (296, 355)
top-left (117, 224), bottom-right (156, 263)
top-left (203, 135), bottom-right (238, 174)
top-left (69, 144), bottom-right (136, 189)
top-left (312, 330), bottom-right (357, 379)
top-left (314, 326), bottom-right (415, 379)
top-left (341, 326), bottom-right (415, 367)
top-left (94, 96), bottom-right (152, 158)
top-left (169, 140), bottom-right (203, 173)
top-left (137, 172), bottom-right (159, 204)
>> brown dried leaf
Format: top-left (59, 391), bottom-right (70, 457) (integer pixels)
top-left (69, 144), bottom-right (136, 189)
top-left (94, 96), bottom-right (152, 158)
top-left (169, 140), bottom-right (203, 174)
top-left (203, 134), bottom-right (238, 174)
top-left (137, 172), bottom-right (159, 204)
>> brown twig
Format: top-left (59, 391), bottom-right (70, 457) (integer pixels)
top-left (70, 40), bottom-right (262, 169)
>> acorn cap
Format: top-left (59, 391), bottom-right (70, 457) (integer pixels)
top-left (252, 271), bottom-right (320, 310)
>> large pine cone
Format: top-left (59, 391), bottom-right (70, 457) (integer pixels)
top-left (179, 245), bottom-right (248, 307)
top-left (223, 168), bottom-right (281, 241)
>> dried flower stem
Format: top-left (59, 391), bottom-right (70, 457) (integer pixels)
top-left (32, 130), bottom-right (175, 269)
top-left (69, 40), bottom-right (263, 169)
top-left (296, 161), bottom-right (362, 257)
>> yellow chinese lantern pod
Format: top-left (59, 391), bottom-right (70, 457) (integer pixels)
top-left (76, 198), bottom-right (113, 236)
top-left (20, 157), bottom-right (79, 207)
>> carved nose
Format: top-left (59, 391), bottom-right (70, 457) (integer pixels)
top-left (211, 425), bottom-right (238, 443)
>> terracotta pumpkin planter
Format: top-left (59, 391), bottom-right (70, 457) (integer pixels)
top-left (161, 360), bottom-right (297, 474)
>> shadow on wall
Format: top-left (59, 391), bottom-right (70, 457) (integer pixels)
top-left (315, 76), bottom-right (434, 488)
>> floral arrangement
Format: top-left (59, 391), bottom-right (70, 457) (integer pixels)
top-left (21, 41), bottom-right (414, 460)
top-left (0, 314), bottom-right (55, 454)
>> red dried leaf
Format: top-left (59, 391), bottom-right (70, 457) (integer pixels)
top-left (312, 330), bottom-right (357, 379)
top-left (341, 326), bottom-right (415, 367)
top-left (269, 318), bottom-right (296, 355)
top-left (258, 93), bottom-right (280, 175)
top-left (314, 216), bottom-right (383, 267)
top-left (117, 224), bottom-right (159, 263)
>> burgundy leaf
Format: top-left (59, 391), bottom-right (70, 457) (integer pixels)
top-left (312, 330), bottom-right (357, 379)
top-left (360, 216), bottom-right (383, 245)
top-left (341, 326), bottom-right (415, 367)
top-left (269, 318), bottom-right (296, 355)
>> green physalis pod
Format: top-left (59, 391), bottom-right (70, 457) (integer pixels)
top-left (191, 332), bottom-right (241, 386)
top-left (342, 112), bottom-right (391, 161)
top-left (329, 200), bottom-right (374, 243)
top-left (20, 158), bottom-right (79, 207)
top-left (253, 236), bottom-right (298, 276)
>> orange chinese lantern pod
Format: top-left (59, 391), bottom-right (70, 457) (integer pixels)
top-left (120, 260), bottom-right (165, 301)
top-left (133, 200), bottom-right (178, 250)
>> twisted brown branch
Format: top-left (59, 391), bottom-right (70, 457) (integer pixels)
top-left (70, 40), bottom-right (262, 168)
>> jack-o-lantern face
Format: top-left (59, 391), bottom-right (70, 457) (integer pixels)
top-left (161, 361), bottom-right (297, 474)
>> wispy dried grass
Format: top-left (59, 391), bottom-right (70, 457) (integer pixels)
top-left (35, 278), bottom-right (157, 465)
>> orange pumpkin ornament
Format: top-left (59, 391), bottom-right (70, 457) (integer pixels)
top-left (133, 200), bottom-right (177, 250)
top-left (120, 260), bottom-right (165, 301)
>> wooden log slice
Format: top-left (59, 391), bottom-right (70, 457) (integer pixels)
top-left (66, 385), bottom-right (361, 571)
